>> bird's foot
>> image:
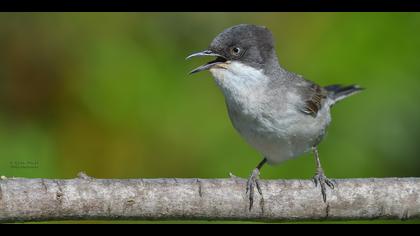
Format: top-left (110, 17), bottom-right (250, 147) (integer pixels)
top-left (246, 168), bottom-right (263, 211)
top-left (313, 170), bottom-right (335, 203)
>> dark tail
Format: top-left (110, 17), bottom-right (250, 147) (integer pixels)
top-left (324, 84), bottom-right (364, 105)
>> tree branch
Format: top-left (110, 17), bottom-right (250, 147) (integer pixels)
top-left (0, 174), bottom-right (419, 223)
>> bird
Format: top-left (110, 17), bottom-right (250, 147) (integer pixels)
top-left (186, 24), bottom-right (363, 210)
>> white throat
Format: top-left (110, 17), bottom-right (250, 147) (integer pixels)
top-left (210, 61), bottom-right (269, 101)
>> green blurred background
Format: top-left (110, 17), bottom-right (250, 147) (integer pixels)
top-left (1, 13), bottom-right (420, 223)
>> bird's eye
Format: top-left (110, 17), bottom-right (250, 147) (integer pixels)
top-left (230, 47), bottom-right (241, 56)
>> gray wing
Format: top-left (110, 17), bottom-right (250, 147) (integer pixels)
top-left (267, 72), bottom-right (333, 118)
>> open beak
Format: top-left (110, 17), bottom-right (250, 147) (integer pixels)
top-left (186, 50), bottom-right (227, 74)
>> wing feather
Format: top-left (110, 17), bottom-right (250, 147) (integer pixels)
top-left (297, 81), bottom-right (328, 118)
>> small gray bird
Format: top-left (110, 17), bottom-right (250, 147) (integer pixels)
top-left (186, 24), bottom-right (363, 210)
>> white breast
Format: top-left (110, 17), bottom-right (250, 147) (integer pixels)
top-left (210, 62), bottom-right (331, 165)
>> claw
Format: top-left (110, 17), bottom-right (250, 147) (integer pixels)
top-left (313, 171), bottom-right (335, 203)
top-left (313, 176), bottom-right (319, 187)
top-left (248, 186), bottom-right (254, 211)
top-left (246, 168), bottom-right (262, 211)
top-left (247, 178), bottom-right (255, 210)
top-left (249, 197), bottom-right (254, 211)
top-left (255, 179), bottom-right (262, 195)
top-left (325, 178), bottom-right (335, 189)
top-left (321, 184), bottom-right (327, 203)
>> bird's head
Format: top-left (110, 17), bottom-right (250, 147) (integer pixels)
top-left (186, 24), bottom-right (278, 75)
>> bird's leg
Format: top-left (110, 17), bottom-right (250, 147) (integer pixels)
top-left (246, 158), bottom-right (267, 211)
top-left (312, 146), bottom-right (335, 203)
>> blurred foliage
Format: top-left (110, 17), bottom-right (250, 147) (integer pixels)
top-left (1, 13), bottom-right (420, 223)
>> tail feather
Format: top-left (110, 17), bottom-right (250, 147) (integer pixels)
top-left (325, 84), bottom-right (364, 105)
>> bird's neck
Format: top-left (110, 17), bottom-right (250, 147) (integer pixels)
top-left (262, 51), bottom-right (288, 78)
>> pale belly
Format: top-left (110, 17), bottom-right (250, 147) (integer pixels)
top-left (227, 102), bottom-right (331, 165)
